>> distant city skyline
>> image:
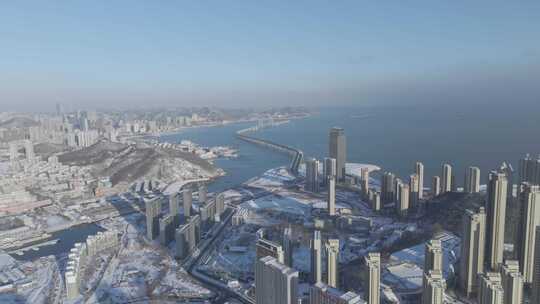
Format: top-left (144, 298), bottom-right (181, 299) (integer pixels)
top-left (1, 2), bottom-right (540, 111)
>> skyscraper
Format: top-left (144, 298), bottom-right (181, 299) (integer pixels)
top-left (460, 207), bottom-right (486, 297)
top-left (416, 162), bottom-right (425, 199)
top-left (432, 176), bottom-right (441, 197)
top-left (255, 256), bottom-right (299, 304)
top-left (519, 154), bottom-right (540, 185)
top-left (24, 140), bottom-right (34, 161)
top-left (424, 239), bottom-right (443, 273)
top-left (397, 183), bottom-right (409, 217)
top-left (500, 161), bottom-right (515, 200)
top-left (306, 158), bottom-right (321, 193)
top-left (182, 188), bottom-right (192, 218)
top-left (409, 174), bottom-right (420, 208)
top-left (329, 127), bottom-right (346, 181)
top-left (441, 164), bottom-right (452, 193)
top-left (361, 167), bottom-right (370, 199)
top-left (532, 226), bottom-right (540, 304)
top-left (328, 176), bottom-right (336, 216)
top-left (486, 171), bottom-right (508, 271)
top-left (310, 282), bottom-right (363, 304)
top-left (422, 270), bottom-right (445, 304)
top-left (145, 197), bottom-right (161, 240)
top-left (198, 184), bottom-right (207, 204)
top-left (362, 252), bottom-right (380, 304)
top-left (465, 166), bottom-right (481, 194)
top-left (169, 193), bottom-right (180, 226)
top-left (500, 260), bottom-right (523, 304)
top-left (283, 227), bottom-right (294, 268)
top-left (256, 238), bottom-right (285, 264)
top-left (310, 230), bottom-right (323, 284)
top-left (381, 172), bottom-right (396, 204)
top-left (326, 239), bottom-right (340, 288)
top-left (478, 272), bottom-right (504, 304)
top-left (324, 157), bottom-right (337, 186)
top-left (517, 183), bottom-right (540, 283)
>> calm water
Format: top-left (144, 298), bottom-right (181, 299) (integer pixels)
top-left (162, 103), bottom-right (540, 190)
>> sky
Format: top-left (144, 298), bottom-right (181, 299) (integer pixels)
top-left (1, 2), bottom-right (539, 111)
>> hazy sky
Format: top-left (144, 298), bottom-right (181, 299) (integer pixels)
top-left (1, 2), bottom-right (539, 111)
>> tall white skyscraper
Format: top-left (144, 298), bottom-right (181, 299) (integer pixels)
top-left (460, 207), bottom-right (486, 297)
top-left (465, 166), bottom-right (481, 194)
top-left (397, 183), bottom-right (410, 217)
top-left (306, 158), bottom-right (320, 193)
top-left (441, 164), bottom-right (452, 193)
top-left (182, 188), bottom-right (192, 218)
top-left (327, 176), bottom-right (336, 216)
top-left (424, 239), bottom-right (443, 273)
top-left (329, 128), bottom-right (346, 181)
top-left (486, 171), bottom-right (508, 271)
top-left (361, 167), bottom-right (370, 198)
top-left (416, 162), bottom-right (425, 199)
top-left (409, 174), bottom-right (420, 208)
top-left (326, 239), bottom-right (339, 288)
top-left (381, 172), bottom-right (396, 204)
top-left (422, 270), bottom-right (445, 304)
top-left (363, 253), bottom-right (380, 304)
top-left (432, 176), bottom-right (441, 197)
top-left (500, 260), bottom-right (523, 304)
top-left (198, 184), bottom-right (207, 204)
top-left (310, 230), bottom-right (323, 284)
top-left (478, 272), bottom-right (504, 304)
top-left (517, 183), bottom-right (540, 283)
top-left (255, 256), bottom-right (299, 304)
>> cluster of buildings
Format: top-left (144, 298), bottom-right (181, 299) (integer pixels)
top-left (64, 230), bottom-right (119, 300)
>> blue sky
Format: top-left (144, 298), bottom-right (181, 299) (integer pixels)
top-left (1, 2), bottom-right (539, 110)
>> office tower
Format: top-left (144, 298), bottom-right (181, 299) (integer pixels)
top-left (519, 154), bottom-right (540, 185)
top-left (517, 183), bottom-right (540, 283)
top-left (432, 176), bottom-right (441, 196)
top-left (441, 164), bottom-right (452, 193)
top-left (422, 270), bottom-right (445, 304)
top-left (326, 239), bottom-right (340, 288)
top-left (169, 193), bottom-right (180, 226)
top-left (500, 260), bottom-right (523, 304)
top-left (329, 127), bottom-right (346, 181)
top-left (175, 214), bottom-right (201, 259)
top-left (310, 230), bottom-right (323, 284)
top-left (500, 162), bottom-right (514, 199)
top-left (478, 272), bottom-right (504, 304)
top-left (310, 282), bottom-right (363, 304)
top-left (424, 239), bottom-right (443, 273)
top-left (283, 227), bottom-right (294, 267)
top-left (409, 174), bottom-right (420, 208)
top-left (328, 176), bottom-right (336, 216)
top-left (459, 207), bottom-right (487, 297)
top-left (532, 226), bottom-right (540, 304)
top-left (361, 167), bottom-right (370, 198)
top-left (371, 191), bottom-right (381, 211)
top-left (255, 256), bottom-right (299, 304)
top-left (182, 188), bottom-right (192, 218)
top-left (362, 252), bottom-right (380, 304)
top-left (394, 178), bottom-right (403, 203)
top-left (24, 140), bottom-right (34, 160)
top-left (486, 171), bottom-right (508, 271)
top-left (215, 193), bottom-right (225, 221)
top-left (256, 238), bottom-right (285, 264)
top-left (381, 172), bottom-right (396, 204)
top-left (198, 184), bottom-right (207, 204)
top-left (159, 214), bottom-right (175, 245)
top-left (145, 197), bottom-right (161, 240)
top-left (306, 158), bottom-right (321, 193)
top-left (323, 157), bottom-right (337, 186)
top-left (397, 183), bottom-right (409, 217)
top-left (465, 166), bottom-right (481, 194)
top-left (416, 162), bottom-right (425, 199)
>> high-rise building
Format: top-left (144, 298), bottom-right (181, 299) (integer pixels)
top-left (362, 252), bottom-right (380, 304)
top-left (460, 207), bottom-right (486, 297)
top-left (306, 158), bottom-right (321, 193)
top-left (519, 154), bottom-right (540, 185)
top-left (432, 176), bottom-right (441, 197)
top-left (517, 183), bottom-right (540, 283)
top-left (159, 214), bottom-right (175, 245)
top-left (424, 239), bottom-right (443, 273)
top-left (361, 168), bottom-right (370, 199)
top-left (255, 256), bottom-right (299, 304)
top-left (441, 164), bottom-right (453, 193)
top-left (169, 193), bottom-right (180, 226)
top-left (175, 214), bottom-right (201, 259)
top-left (500, 260), bottom-right (523, 304)
top-left (145, 197), bottom-right (161, 240)
top-left (182, 188), bottom-right (192, 218)
top-left (326, 239), bottom-right (340, 288)
top-left (409, 174), bottom-right (420, 208)
top-left (532, 226), bottom-right (540, 304)
top-left (486, 171), bottom-right (508, 271)
top-left (329, 128), bottom-right (346, 181)
top-left (215, 193), bottom-right (225, 221)
top-left (310, 282), bottom-right (364, 304)
top-left (500, 162), bottom-right (515, 200)
top-left (328, 176), bottom-right (336, 216)
top-left (397, 183), bottom-right (410, 217)
top-left (416, 162), bottom-right (425, 199)
top-left (381, 172), bottom-right (396, 204)
top-left (371, 191), bottom-right (381, 211)
top-left (198, 184), bottom-right (207, 204)
top-left (8, 142), bottom-right (17, 161)
top-left (311, 230), bottom-right (323, 284)
top-left (394, 178), bottom-right (403, 203)
top-left (422, 270), bottom-right (445, 304)
top-left (24, 140), bottom-right (34, 160)
top-left (324, 157), bottom-right (337, 186)
top-left (465, 166), bottom-right (481, 194)
top-left (283, 227), bottom-right (294, 267)
top-left (478, 272), bottom-right (504, 304)
top-left (256, 238), bottom-right (285, 264)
